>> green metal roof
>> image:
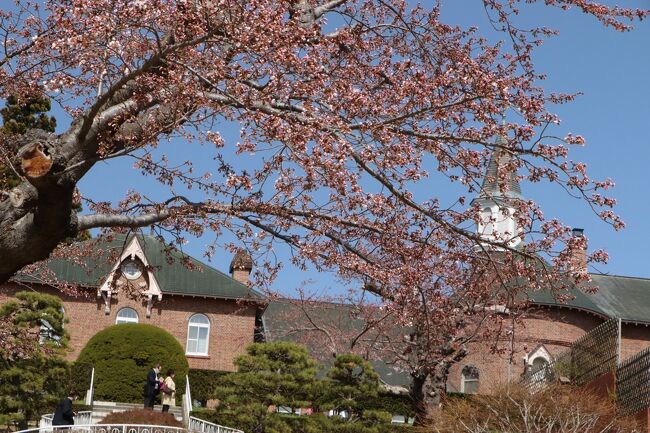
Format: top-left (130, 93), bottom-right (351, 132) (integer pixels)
top-left (262, 299), bottom-right (412, 388)
top-left (528, 273), bottom-right (650, 324)
top-left (15, 234), bottom-right (265, 301)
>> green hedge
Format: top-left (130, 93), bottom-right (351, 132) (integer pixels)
top-left (192, 410), bottom-right (416, 433)
top-left (188, 369), bottom-right (228, 406)
top-left (76, 324), bottom-right (188, 403)
top-left (68, 361), bottom-right (94, 397)
top-left (358, 392), bottom-right (416, 418)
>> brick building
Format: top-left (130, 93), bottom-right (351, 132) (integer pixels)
top-left (0, 234), bottom-right (265, 371)
top-left (445, 141), bottom-right (650, 394)
top-left (262, 142), bottom-right (650, 397)
top-left (2, 143), bottom-right (650, 399)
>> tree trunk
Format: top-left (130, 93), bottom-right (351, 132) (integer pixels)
top-left (0, 130), bottom-right (78, 283)
top-left (410, 369), bottom-right (448, 425)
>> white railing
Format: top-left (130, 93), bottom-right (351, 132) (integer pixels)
top-left (181, 375), bottom-right (192, 426)
top-left (18, 424), bottom-right (186, 433)
top-left (188, 417), bottom-right (243, 433)
top-left (40, 412), bottom-right (94, 429)
top-left (85, 367), bottom-right (95, 406)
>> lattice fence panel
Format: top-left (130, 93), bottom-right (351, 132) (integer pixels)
top-left (569, 317), bottom-right (619, 385)
top-left (617, 347), bottom-right (650, 415)
top-left (522, 318), bottom-right (619, 389)
top-left (521, 349), bottom-right (569, 392)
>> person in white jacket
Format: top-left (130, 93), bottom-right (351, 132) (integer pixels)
top-left (161, 369), bottom-right (176, 412)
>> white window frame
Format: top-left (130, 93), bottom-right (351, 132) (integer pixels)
top-left (116, 307), bottom-right (139, 324)
top-left (461, 366), bottom-right (479, 394)
top-left (186, 313), bottom-right (210, 356)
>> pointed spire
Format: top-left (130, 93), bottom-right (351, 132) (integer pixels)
top-left (473, 135), bottom-right (523, 206)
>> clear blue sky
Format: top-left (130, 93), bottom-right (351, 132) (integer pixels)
top-left (68, 2), bottom-right (650, 294)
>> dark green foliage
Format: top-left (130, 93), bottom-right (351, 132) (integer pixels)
top-left (0, 292), bottom-right (68, 430)
top-left (0, 355), bottom-right (69, 430)
top-left (1, 94), bottom-right (57, 189)
top-left (193, 410), bottom-right (415, 433)
top-left (67, 361), bottom-right (94, 400)
top-left (76, 324), bottom-right (188, 403)
top-left (188, 369), bottom-right (228, 406)
top-left (212, 342), bottom-right (320, 433)
top-left (218, 342), bottom-right (320, 409)
top-left (198, 343), bottom-right (410, 433)
top-left (1, 94), bottom-right (57, 135)
top-left (318, 354), bottom-right (394, 433)
top-left (320, 354), bottom-right (386, 421)
top-left (0, 291), bottom-right (67, 361)
top-left (356, 393), bottom-right (415, 420)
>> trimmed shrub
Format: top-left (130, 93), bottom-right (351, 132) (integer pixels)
top-left (188, 369), bottom-right (228, 406)
top-left (357, 393), bottom-right (415, 420)
top-left (100, 409), bottom-right (183, 427)
top-left (67, 361), bottom-right (94, 397)
top-left (192, 410), bottom-right (415, 433)
top-left (76, 324), bottom-right (188, 403)
top-left (431, 383), bottom-right (638, 433)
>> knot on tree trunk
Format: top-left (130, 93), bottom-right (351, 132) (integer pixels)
top-left (16, 129), bottom-right (59, 180)
top-left (20, 143), bottom-right (52, 178)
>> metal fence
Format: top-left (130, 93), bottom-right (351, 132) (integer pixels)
top-left (18, 424), bottom-right (186, 433)
top-left (40, 412), bottom-right (94, 428)
top-left (616, 346), bottom-right (650, 415)
top-left (522, 318), bottom-right (619, 389)
top-left (188, 417), bottom-right (244, 433)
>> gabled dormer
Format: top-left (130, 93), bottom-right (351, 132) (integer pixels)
top-left (98, 236), bottom-right (163, 317)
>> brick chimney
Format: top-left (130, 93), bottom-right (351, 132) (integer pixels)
top-left (570, 228), bottom-right (587, 273)
top-left (229, 248), bottom-right (253, 284)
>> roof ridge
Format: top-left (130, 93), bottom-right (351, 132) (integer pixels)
top-left (590, 272), bottom-right (650, 282)
top-left (137, 234), bottom-right (266, 298)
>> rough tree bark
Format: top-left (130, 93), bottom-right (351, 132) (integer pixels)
top-left (0, 130), bottom-right (78, 282)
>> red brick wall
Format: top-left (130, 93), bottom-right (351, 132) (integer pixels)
top-left (0, 283), bottom-right (258, 371)
top-left (448, 307), bottom-right (650, 394)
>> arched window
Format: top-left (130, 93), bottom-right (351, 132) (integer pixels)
top-left (531, 356), bottom-right (549, 371)
top-left (187, 313), bottom-right (210, 355)
top-left (116, 307), bottom-right (139, 324)
top-left (461, 365), bottom-right (479, 394)
top-left (478, 207), bottom-right (495, 237)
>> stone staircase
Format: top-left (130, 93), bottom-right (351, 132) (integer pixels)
top-left (91, 401), bottom-right (184, 422)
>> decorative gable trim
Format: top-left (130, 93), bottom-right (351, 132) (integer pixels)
top-left (523, 343), bottom-right (552, 365)
top-left (97, 236), bottom-right (163, 316)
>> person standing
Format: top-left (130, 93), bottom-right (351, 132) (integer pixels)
top-left (143, 363), bottom-right (161, 409)
top-left (52, 389), bottom-right (78, 427)
top-left (161, 369), bottom-right (176, 413)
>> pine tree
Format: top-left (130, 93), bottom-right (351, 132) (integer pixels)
top-left (0, 94), bottom-right (56, 189)
top-left (1, 94), bottom-right (57, 135)
top-left (1, 94), bottom-right (91, 241)
top-left (212, 342), bottom-right (321, 433)
top-left (0, 292), bottom-right (69, 431)
top-left (320, 354), bottom-right (392, 431)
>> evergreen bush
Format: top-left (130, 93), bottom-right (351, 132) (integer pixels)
top-left (188, 369), bottom-right (228, 406)
top-left (76, 324), bottom-right (188, 403)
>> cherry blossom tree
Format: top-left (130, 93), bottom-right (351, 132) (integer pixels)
top-left (0, 0), bottom-right (645, 414)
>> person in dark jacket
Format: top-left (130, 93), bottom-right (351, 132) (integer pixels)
top-left (52, 389), bottom-right (78, 427)
top-left (143, 363), bottom-right (161, 409)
